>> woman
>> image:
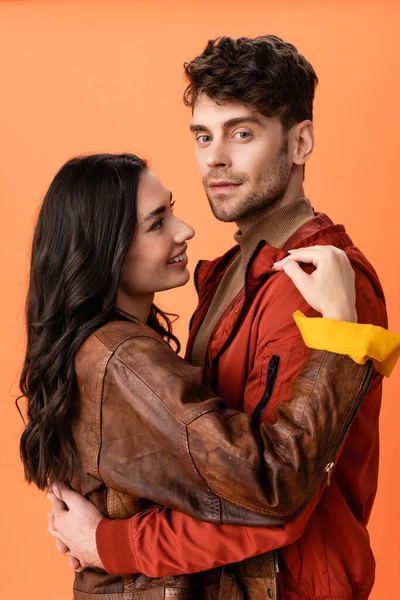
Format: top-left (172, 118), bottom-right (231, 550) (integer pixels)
top-left (19, 153), bottom-right (398, 598)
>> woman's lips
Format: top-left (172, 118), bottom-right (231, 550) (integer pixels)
top-left (167, 257), bottom-right (188, 269)
top-left (167, 252), bottom-right (188, 269)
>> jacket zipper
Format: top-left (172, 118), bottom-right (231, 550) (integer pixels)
top-left (273, 549), bottom-right (280, 574)
top-left (188, 260), bottom-right (203, 335)
top-left (324, 360), bottom-right (375, 485)
top-left (211, 240), bottom-right (275, 391)
top-left (251, 355), bottom-right (280, 429)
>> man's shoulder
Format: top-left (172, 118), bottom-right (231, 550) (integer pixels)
top-left (285, 213), bottom-right (386, 322)
top-left (260, 213), bottom-right (386, 326)
top-left (285, 212), bottom-right (350, 250)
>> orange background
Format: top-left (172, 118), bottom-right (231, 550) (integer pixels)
top-left (0, 1), bottom-right (399, 598)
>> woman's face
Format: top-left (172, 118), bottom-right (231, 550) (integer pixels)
top-left (119, 170), bottom-right (195, 298)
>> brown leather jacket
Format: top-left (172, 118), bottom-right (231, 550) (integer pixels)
top-left (70, 318), bottom-right (373, 600)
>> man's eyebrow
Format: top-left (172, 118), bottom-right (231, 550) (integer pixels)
top-left (142, 193), bottom-right (173, 223)
top-left (190, 116), bottom-right (264, 133)
top-left (189, 123), bottom-right (211, 133)
top-left (222, 116), bottom-right (265, 129)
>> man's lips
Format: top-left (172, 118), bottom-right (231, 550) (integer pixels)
top-left (208, 181), bottom-right (242, 193)
top-left (209, 181), bottom-right (242, 187)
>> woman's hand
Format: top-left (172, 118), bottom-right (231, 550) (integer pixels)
top-left (273, 245), bottom-right (357, 323)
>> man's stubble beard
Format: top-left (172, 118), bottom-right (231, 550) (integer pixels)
top-left (204, 139), bottom-right (292, 224)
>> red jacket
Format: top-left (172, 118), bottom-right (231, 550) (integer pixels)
top-left (98, 213), bottom-right (387, 599)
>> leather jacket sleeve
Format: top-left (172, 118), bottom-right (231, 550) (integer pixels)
top-left (94, 332), bottom-right (374, 526)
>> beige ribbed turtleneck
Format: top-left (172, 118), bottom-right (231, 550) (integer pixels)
top-left (190, 197), bottom-right (315, 369)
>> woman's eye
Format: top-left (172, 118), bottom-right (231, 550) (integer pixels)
top-left (151, 218), bottom-right (164, 231)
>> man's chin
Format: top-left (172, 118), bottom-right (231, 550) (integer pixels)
top-left (208, 200), bottom-right (242, 223)
top-left (210, 209), bottom-right (239, 223)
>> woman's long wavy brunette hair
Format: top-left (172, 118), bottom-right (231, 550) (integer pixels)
top-left (19, 153), bottom-right (180, 490)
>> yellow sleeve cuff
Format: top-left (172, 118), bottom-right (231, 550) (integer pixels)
top-left (293, 310), bottom-right (400, 377)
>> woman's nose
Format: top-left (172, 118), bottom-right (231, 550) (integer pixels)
top-left (174, 218), bottom-right (195, 243)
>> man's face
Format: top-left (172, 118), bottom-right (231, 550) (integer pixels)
top-left (191, 94), bottom-right (292, 224)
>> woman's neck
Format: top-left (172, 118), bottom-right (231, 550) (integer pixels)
top-left (116, 290), bottom-right (154, 323)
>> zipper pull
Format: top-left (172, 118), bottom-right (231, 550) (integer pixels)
top-left (273, 550), bottom-right (280, 574)
top-left (325, 461), bottom-right (335, 485)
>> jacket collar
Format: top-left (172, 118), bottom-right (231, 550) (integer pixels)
top-left (196, 212), bottom-right (352, 295)
top-left (234, 197), bottom-right (315, 267)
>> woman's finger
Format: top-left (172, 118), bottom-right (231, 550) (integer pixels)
top-left (275, 248), bottom-right (325, 268)
top-left (281, 260), bottom-right (314, 298)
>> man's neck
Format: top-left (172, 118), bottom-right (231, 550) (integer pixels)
top-left (236, 177), bottom-right (305, 234)
top-left (234, 196), bottom-right (315, 267)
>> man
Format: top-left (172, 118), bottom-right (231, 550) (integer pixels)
top-left (49, 36), bottom-right (387, 599)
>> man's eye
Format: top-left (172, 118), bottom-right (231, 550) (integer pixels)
top-left (151, 218), bottom-right (164, 231)
top-left (196, 135), bottom-right (212, 145)
top-left (234, 131), bottom-right (252, 140)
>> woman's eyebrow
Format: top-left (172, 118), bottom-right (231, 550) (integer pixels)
top-left (143, 205), bottom-right (166, 223)
top-left (142, 192), bottom-right (173, 223)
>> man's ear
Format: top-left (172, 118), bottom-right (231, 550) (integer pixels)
top-left (292, 120), bottom-right (314, 166)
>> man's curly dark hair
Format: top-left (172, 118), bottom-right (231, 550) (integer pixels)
top-left (183, 35), bottom-right (318, 130)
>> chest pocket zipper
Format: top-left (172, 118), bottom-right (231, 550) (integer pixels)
top-left (251, 355), bottom-right (280, 429)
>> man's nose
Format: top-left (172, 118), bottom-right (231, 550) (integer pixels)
top-left (206, 141), bottom-right (232, 169)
